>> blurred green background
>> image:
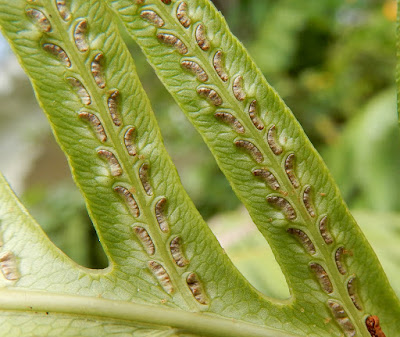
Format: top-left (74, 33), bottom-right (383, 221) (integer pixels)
top-left (0, 0), bottom-right (398, 297)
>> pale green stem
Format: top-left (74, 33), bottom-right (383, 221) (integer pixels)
top-left (0, 289), bottom-right (301, 337)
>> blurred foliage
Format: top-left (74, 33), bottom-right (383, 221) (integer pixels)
top-left (2, 0), bottom-right (397, 268)
top-left (209, 207), bottom-right (290, 300)
top-left (22, 184), bottom-right (108, 269)
top-left (323, 88), bottom-right (400, 212)
top-left (397, 0), bottom-right (400, 117)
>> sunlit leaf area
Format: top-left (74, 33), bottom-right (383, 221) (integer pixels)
top-left (0, 0), bottom-right (398, 298)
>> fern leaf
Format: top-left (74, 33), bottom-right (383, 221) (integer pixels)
top-left (107, 0), bottom-right (400, 335)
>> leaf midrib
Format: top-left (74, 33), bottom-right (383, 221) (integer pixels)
top-left (0, 289), bottom-right (302, 337)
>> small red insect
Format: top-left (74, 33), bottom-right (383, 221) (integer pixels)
top-left (366, 315), bottom-right (386, 337)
